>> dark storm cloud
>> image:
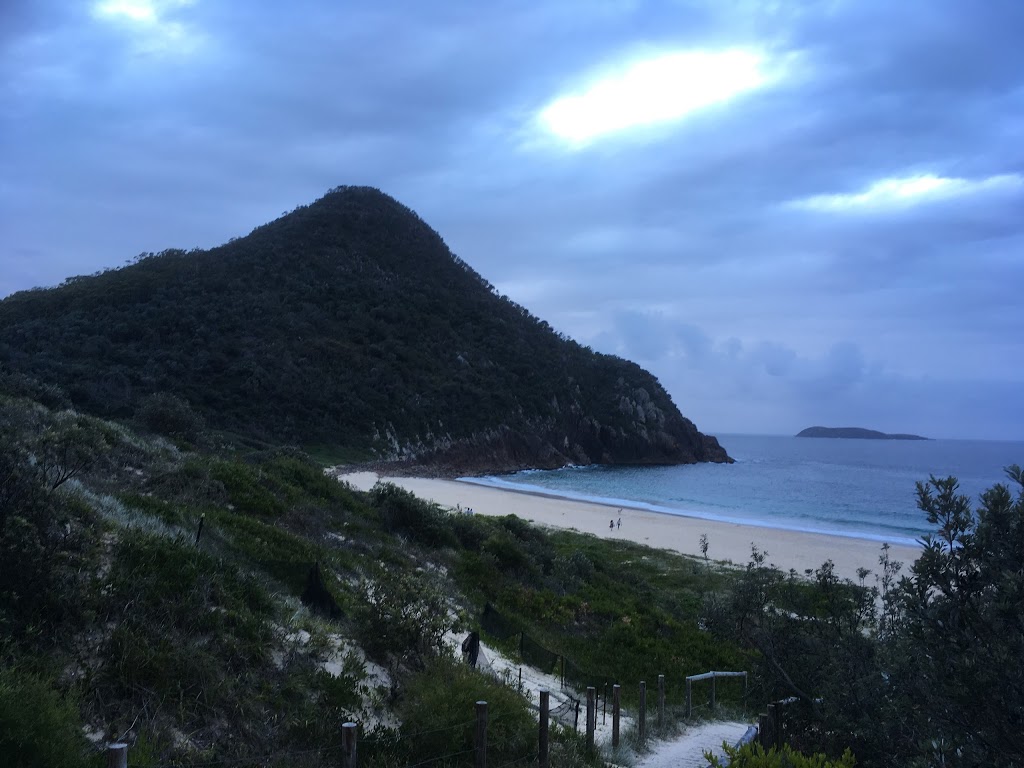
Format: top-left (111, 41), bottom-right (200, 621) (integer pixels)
top-left (1, 0), bottom-right (1022, 438)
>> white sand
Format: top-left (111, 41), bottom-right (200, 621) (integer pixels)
top-left (335, 472), bottom-right (921, 584)
top-left (635, 720), bottom-right (751, 768)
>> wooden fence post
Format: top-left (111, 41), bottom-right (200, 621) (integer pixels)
top-left (758, 713), bottom-right (770, 749)
top-left (710, 673), bottom-right (717, 710)
top-left (603, 682), bottom-right (608, 725)
top-left (639, 680), bottom-right (647, 743)
top-left (106, 743), bottom-right (127, 768)
top-left (539, 690), bottom-right (549, 768)
top-left (686, 677), bottom-right (692, 718)
top-left (475, 700), bottom-right (488, 768)
top-left (657, 674), bottom-right (665, 729)
top-left (342, 722), bottom-right (357, 768)
top-left (589, 688), bottom-right (598, 749)
top-left (586, 686), bottom-right (595, 750)
top-left (767, 703), bottom-right (779, 749)
top-left (612, 684), bottom-right (621, 748)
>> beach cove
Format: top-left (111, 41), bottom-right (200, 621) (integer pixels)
top-left (335, 471), bottom-right (922, 583)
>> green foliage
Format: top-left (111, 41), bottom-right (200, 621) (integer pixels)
top-left (453, 523), bottom-right (748, 707)
top-left (0, 405), bottom-right (101, 647)
top-left (887, 469), bottom-right (1024, 767)
top-left (699, 467), bottom-right (1024, 768)
top-left (274, 665), bottom-right (364, 753)
top-left (136, 391), bottom-right (205, 442)
top-left (0, 370), bottom-right (70, 409)
top-left (705, 741), bottom-right (856, 768)
top-left (381, 657), bottom-right (535, 768)
top-left (353, 568), bottom-right (454, 675)
top-left (0, 187), bottom-right (728, 471)
top-left (370, 481), bottom-right (456, 547)
top-left (97, 531), bottom-right (275, 725)
top-left (0, 666), bottom-right (90, 768)
top-left (210, 458), bottom-right (288, 516)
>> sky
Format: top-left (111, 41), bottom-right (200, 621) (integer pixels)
top-left (2, 0), bottom-right (1023, 441)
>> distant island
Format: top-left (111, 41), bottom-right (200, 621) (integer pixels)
top-left (796, 426), bottom-right (929, 440)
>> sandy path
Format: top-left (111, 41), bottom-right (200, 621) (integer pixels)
top-left (635, 720), bottom-right (750, 768)
top-left (336, 471), bottom-right (920, 583)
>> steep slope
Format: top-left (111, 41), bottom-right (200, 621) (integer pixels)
top-left (0, 186), bottom-right (729, 472)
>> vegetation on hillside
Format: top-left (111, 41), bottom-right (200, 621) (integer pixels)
top-left (1, 374), bottom-right (1020, 768)
top-left (0, 381), bottom-right (740, 768)
top-left (0, 187), bottom-right (728, 473)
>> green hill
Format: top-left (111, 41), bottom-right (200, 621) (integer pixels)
top-left (0, 186), bottom-right (728, 472)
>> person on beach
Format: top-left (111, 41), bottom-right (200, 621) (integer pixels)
top-left (609, 519), bottom-right (614, 531)
top-left (617, 516), bottom-right (621, 529)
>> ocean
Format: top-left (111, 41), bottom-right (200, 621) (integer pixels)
top-left (462, 435), bottom-right (1024, 547)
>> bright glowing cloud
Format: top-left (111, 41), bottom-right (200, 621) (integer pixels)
top-left (539, 48), bottom-right (779, 144)
top-left (794, 173), bottom-right (1024, 212)
top-left (92, 0), bottom-right (199, 54)
top-left (94, 0), bottom-right (159, 22)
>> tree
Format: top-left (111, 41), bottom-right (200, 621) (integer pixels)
top-left (353, 568), bottom-right (456, 693)
top-left (704, 468), bottom-right (1024, 767)
top-left (889, 468), bottom-right (1024, 767)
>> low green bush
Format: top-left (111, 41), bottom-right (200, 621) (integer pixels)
top-left (705, 741), bottom-right (856, 767)
top-left (136, 392), bottom-right (205, 442)
top-left (393, 657), bottom-right (535, 767)
top-left (210, 459), bottom-right (287, 516)
top-left (98, 531), bottom-right (275, 724)
top-left (369, 481), bottom-right (456, 547)
top-left (0, 667), bottom-right (90, 768)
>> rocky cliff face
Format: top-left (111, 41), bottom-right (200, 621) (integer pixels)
top-left (374, 386), bottom-right (731, 476)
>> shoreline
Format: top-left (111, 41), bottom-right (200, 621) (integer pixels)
top-left (335, 471), bottom-right (923, 583)
top-left (459, 475), bottom-right (924, 548)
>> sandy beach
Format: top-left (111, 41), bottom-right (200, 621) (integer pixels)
top-left (335, 471), bottom-right (922, 584)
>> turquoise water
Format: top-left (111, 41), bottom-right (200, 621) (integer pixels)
top-left (462, 435), bottom-right (1024, 546)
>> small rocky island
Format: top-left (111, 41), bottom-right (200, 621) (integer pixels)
top-left (797, 426), bottom-right (929, 440)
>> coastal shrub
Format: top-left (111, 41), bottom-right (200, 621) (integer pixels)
top-left (98, 531), bottom-right (275, 725)
top-left (136, 392), bottom-right (205, 442)
top-left (448, 509), bottom-right (489, 550)
top-left (210, 510), bottom-right (327, 595)
top-left (262, 453), bottom-right (348, 503)
top-left (0, 667), bottom-right (90, 768)
top-left (210, 458), bottom-right (287, 516)
top-left (481, 530), bottom-right (541, 584)
top-left (145, 457), bottom-right (227, 505)
top-left (395, 657), bottom-right (534, 767)
top-left (352, 569), bottom-right (453, 673)
top-left (369, 481), bottom-right (455, 547)
top-left (278, 665), bottom-right (364, 752)
top-left (884, 468), bottom-right (1024, 767)
top-left (0, 433), bottom-right (99, 647)
top-left (0, 371), bottom-right (71, 410)
top-left (705, 742), bottom-right (856, 768)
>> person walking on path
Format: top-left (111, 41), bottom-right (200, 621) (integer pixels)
top-left (609, 519), bottom-right (614, 531)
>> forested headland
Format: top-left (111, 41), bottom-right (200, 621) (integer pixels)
top-left (0, 186), bottom-right (728, 475)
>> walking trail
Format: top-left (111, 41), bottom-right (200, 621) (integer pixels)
top-left (634, 720), bottom-right (749, 768)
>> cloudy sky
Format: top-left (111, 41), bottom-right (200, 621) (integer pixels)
top-left (3, 0), bottom-right (1023, 440)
